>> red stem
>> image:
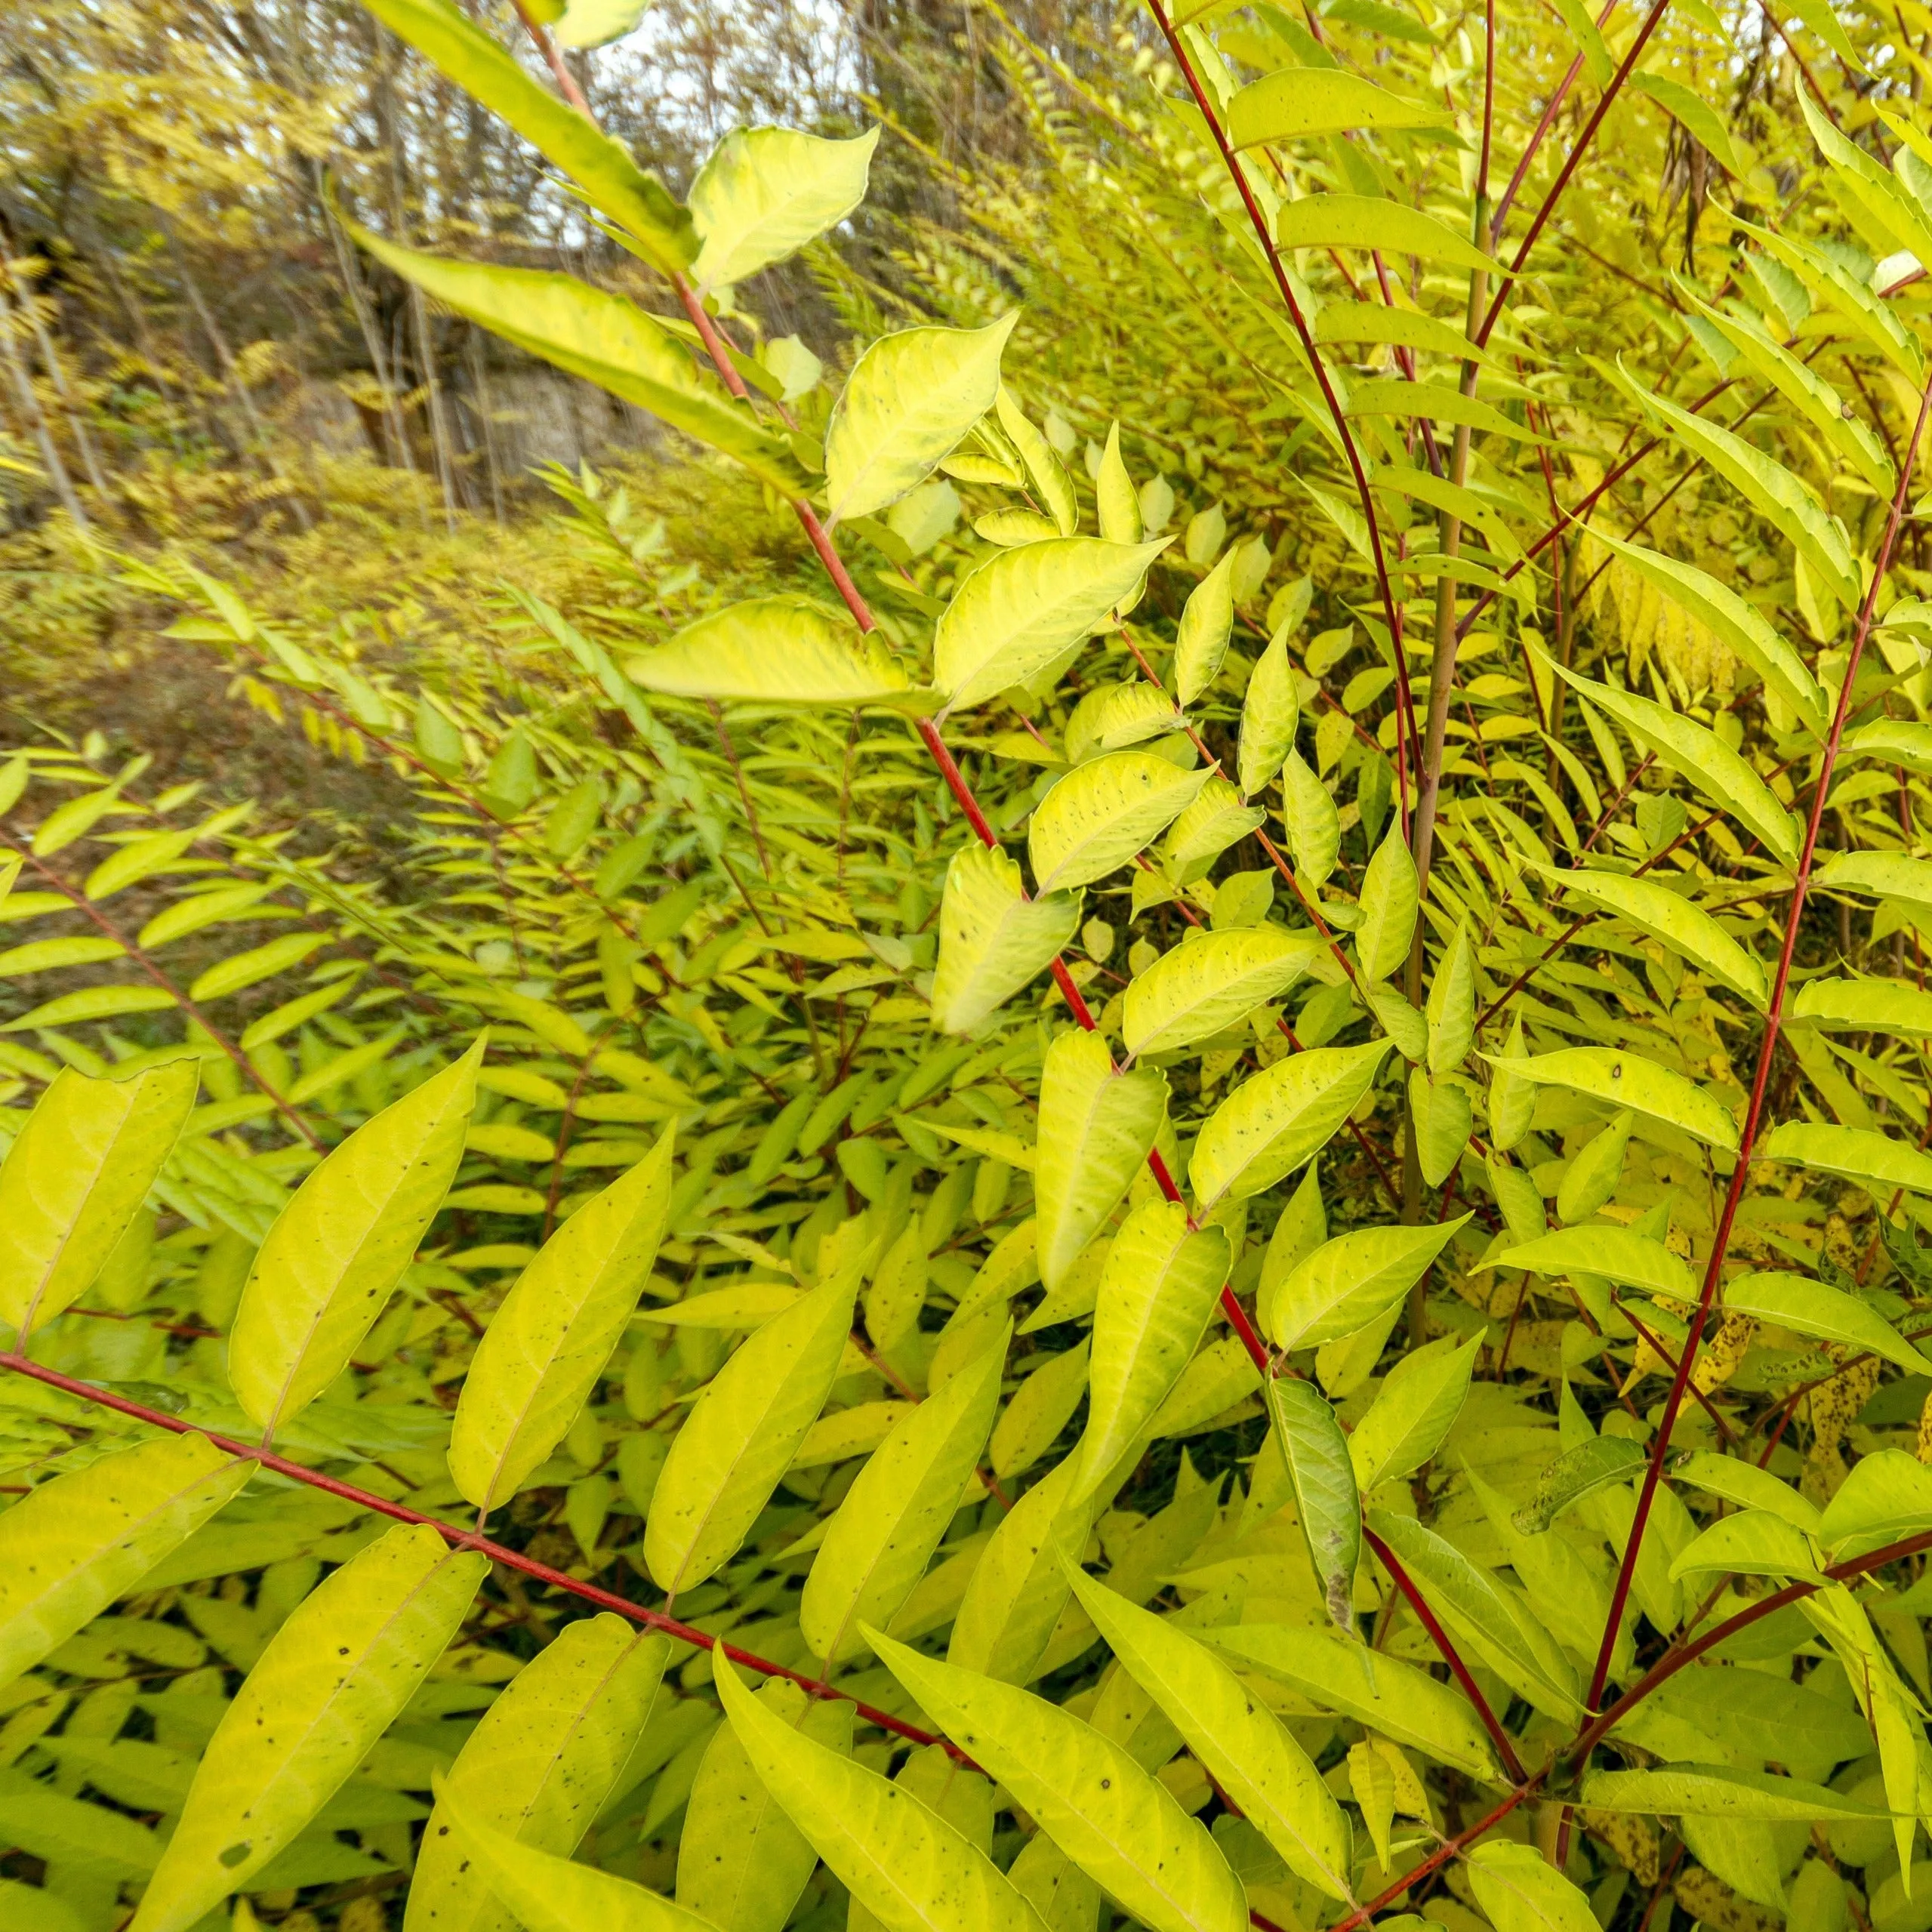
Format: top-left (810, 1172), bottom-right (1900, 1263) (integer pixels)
top-left (1582, 367), bottom-right (1932, 1715)
top-left (1330, 1782), bottom-right (1539, 1931)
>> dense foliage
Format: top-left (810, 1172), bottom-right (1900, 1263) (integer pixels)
top-left (14, 1), bottom-right (1932, 1930)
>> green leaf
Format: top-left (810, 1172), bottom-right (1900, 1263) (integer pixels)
top-left (129, 1524), bottom-right (485, 1932)
top-left (0, 1434), bottom-right (251, 1698)
top-left (1537, 860), bottom-right (1768, 1006)
top-left (1264, 1374), bottom-right (1362, 1635)
top-left (1736, 217), bottom-right (1924, 381)
top-left (1511, 1434), bottom-right (1647, 1534)
top-left (2, 984), bottom-right (177, 1031)
top-left (1490, 1224), bottom-right (1693, 1299)
top-left (689, 126), bottom-right (879, 290)
top-left (1174, 550), bottom-right (1236, 707)
top-left (825, 316), bottom-right (1017, 524)
top-left (1548, 0), bottom-right (1612, 79)
top-left (1465, 1841), bottom-right (1598, 1932)
top-left (1425, 923), bottom-right (1475, 1073)
top-left (1191, 1041), bottom-right (1391, 1207)
top-left (413, 1616), bottom-right (669, 1932)
top-left (1348, 1330), bottom-right (1480, 1491)
top-left (931, 843), bottom-right (1080, 1035)
top-left (1062, 1568), bottom-right (1354, 1902)
top-left (1201, 1622), bottom-right (1498, 1776)
top-left (0, 1059), bottom-right (198, 1339)
top-left (1844, 718), bottom-right (1932, 775)
top-left (188, 931), bottom-right (326, 1001)
top-left (1758, 1120), bottom-right (1932, 1195)
top-left (1481, 1045), bottom-right (1737, 1150)
top-left (1631, 73), bottom-right (1745, 178)
top-left (0, 935), bottom-right (124, 974)
top-left (627, 599), bottom-right (922, 708)
top-left (230, 1040), bottom-right (482, 1437)
top-left (1122, 927), bottom-right (1322, 1058)
top-left (1817, 1448), bottom-right (1932, 1554)
top-left (1280, 752), bottom-right (1340, 889)
top-left (644, 1262), bottom-right (859, 1595)
top-left (800, 1328), bottom-right (1006, 1665)
top-left (1237, 628), bottom-right (1300, 797)
top-left (1073, 1203), bottom-right (1229, 1504)
top-left (1549, 661), bottom-right (1799, 867)
top-left (1722, 1270), bottom-right (1932, 1374)
top-left (681, 1672), bottom-right (855, 1932)
top-left (1006, 1835), bottom-right (1101, 1932)
top-left (1675, 282), bottom-right (1892, 495)
top-left (1669, 1509), bottom-right (1822, 1582)
top-left (1816, 849), bottom-right (1932, 916)
top-left (997, 388), bottom-right (1080, 537)
top-left (353, 0), bottom-right (695, 273)
top-left (866, 1632), bottom-right (1249, 1932)
top-left (1368, 1511), bottom-right (1581, 1720)
top-left (948, 1451), bottom-right (1095, 1682)
top-left (1316, 302), bottom-right (1493, 364)
top-left (1348, 379), bottom-right (1550, 445)
top-left (1672, 1449), bottom-right (1822, 1531)
top-left (1274, 193), bottom-right (1503, 276)
top-left (1028, 751), bottom-right (1212, 894)
top-left (1161, 779), bottom-right (1267, 885)
top-left (1579, 1764), bottom-right (1890, 1822)
top-left (449, 1127), bottom-right (675, 1511)
top-left (1354, 827), bottom-right (1418, 984)
top-left (935, 539), bottom-right (1166, 713)
top-left (430, 1776), bottom-right (717, 1932)
top-left (1616, 365), bottom-right (1857, 609)
top-left (1270, 1216), bottom-right (1468, 1351)
top-left (710, 1661), bottom-right (1031, 1932)
top-left (349, 226), bottom-right (803, 494)
top-left (1034, 1028), bottom-right (1166, 1292)
top-left (1228, 66), bottom-right (1452, 146)
top-left (1408, 1069), bottom-right (1471, 1187)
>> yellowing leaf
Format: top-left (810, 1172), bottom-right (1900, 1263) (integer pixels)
top-left (1228, 66), bottom-right (1451, 146)
top-left (867, 1632), bottom-right (1249, 1932)
top-left (690, 126), bottom-right (879, 289)
top-left (1122, 926), bottom-right (1321, 1058)
top-left (1073, 1203), bottom-right (1228, 1504)
top-left (1063, 1569), bottom-right (1354, 1901)
top-left (947, 1451), bottom-right (1094, 1683)
top-left (712, 1653), bottom-right (1044, 1932)
top-left (1816, 849), bottom-right (1932, 913)
top-left (1190, 1041), bottom-right (1391, 1207)
top-left (627, 599), bottom-right (921, 708)
top-left (0, 1434), bottom-right (251, 1698)
top-left (1466, 1841), bottom-right (1599, 1932)
top-left (644, 1263), bottom-right (858, 1595)
top-left (1484, 1046), bottom-right (1737, 1150)
top-left (1354, 827), bottom-right (1419, 985)
top-left (1028, 752), bottom-right (1213, 895)
top-left (0, 1059), bottom-right (197, 1339)
top-left (801, 1329), bottom-right (1006, 1665)
top-left (1490, 1225), bottom-right (1693, 1299)
top-left (1269, 1216), bottom-right (1469, 1351)
top-left (431, 1777), bottom-right (717, 1932)
top-left (1348, 1330), bottom-right (1480, 1490)
top-left (931, 843), bottom-right (1080, 1035)
top-left (130, 1524), bottom-right (485, 1932)
top-left (1274, 193), bottom-right (1502, 276)
top-left (825, 316), bottom-right (1017, 524)
top-left (1034, 1029), bottom-right (1166, 1294)
top-left (1160, 780), bottom-right (1266, 886)
top-left (1173, 550), bottom-right (1236, 707)
top-left (355, 0), bottom-right (695, 273)
top-left (1794, 974), bottom-right (1932, 1037)
top-left (351, 227), bottom-right (802, 494)
top-left (1539, 861), bottom-right (1768, 1006)
top-left (935, 539), bottom-right (1166, 713)
top-left (411, 1616), bottom-right (669, 1932)
top-left (1579, 1764), bottom-right (1888, 1823)
top-left (230, 1040), bottom-right (482, 1437)
top-left (1237, 629), bottom-right (1300, 798)
top-left (450, 1127), bottom-right (675, 1511)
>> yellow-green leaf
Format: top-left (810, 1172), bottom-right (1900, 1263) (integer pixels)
top-left (627, 599), bottom-right (920, 708)
top-left (1270, 1216), bottom-right (1469, 1351)
top-left (1028, 752), bottom-right (1212, 895)
top-left (130, 1524), bottom-right (485, 1932)
top-left (825, 316), bottom-right (1016, 524)
top-left (690, 125), bottom-right (879, 290)
top-left (0, 1059), bottom-right (198, 1339)
top-left (867, 1631), bottom-right (1249, 1932)
top-left (410, 1617), bottom-right (669, 1932)
top-left (450, 1127), bottom-right (675, 1511)
top-left (1173, 550), bottom-right (1236, 707)
top-left (931, 843), bottom-right (1080, 1035)
top-left (1034, 1028), bottom-right (1166, 1294)
top-left (1274, 193), bottom-right (1502, 276)
top-left (229, 1040), bottom-right (482, 1436)
top-left (1228, 66), bottom-right (1451, 146)
top-left (1484, 1046), bottom-right (1738, 1150)
top-left (1758, 1120), bottom-right (1932, 1196)
top-left (0, 1434), bottom-right (252, 1697)
top-left (644, 1263), bottom-right (859, 1595)
top-left (712, 1653), bottom-right (1043, 1932)
top-left (1190, 1041), bottom-right (1391, 1207)
top-left (1539, 861), bottom-right (1768, 1006)
top-left (1123, 926), bottom-right (1321, 1058)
